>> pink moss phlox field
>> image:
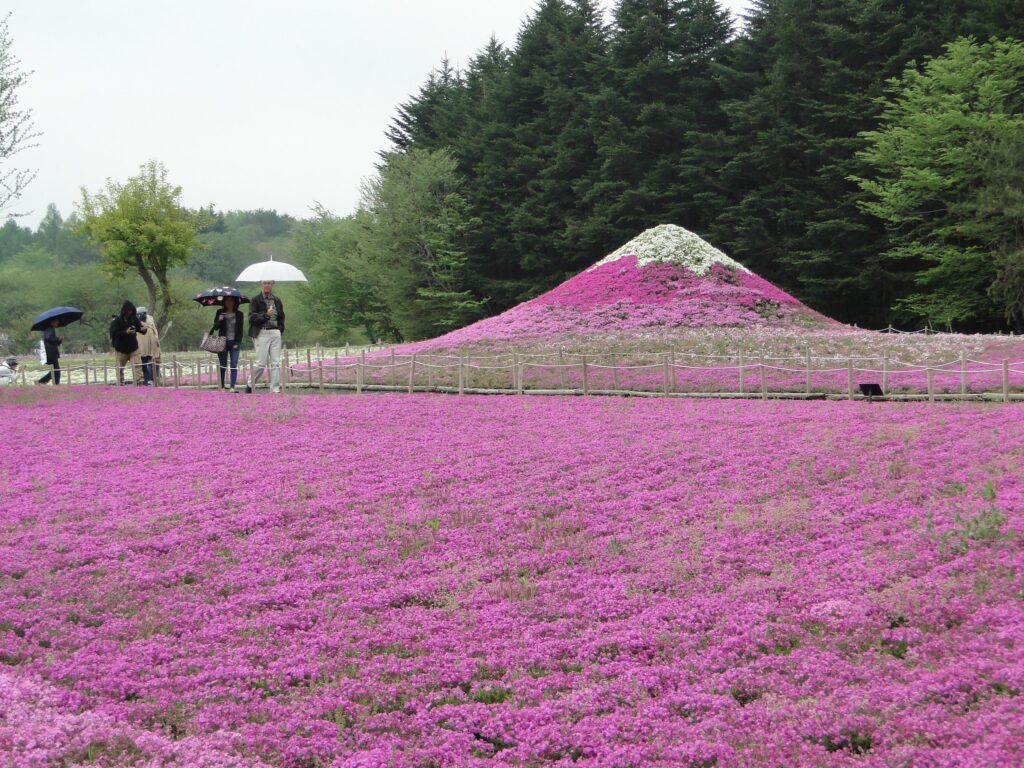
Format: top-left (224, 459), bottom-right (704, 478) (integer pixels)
top-left (2, 387), bottom-right (1023, 767)
top-left (402, 256), bottom-right (839, 351)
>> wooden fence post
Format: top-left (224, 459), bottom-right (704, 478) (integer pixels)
top-left (582, 357), bottom-right (589, 395)
top-left (356, 361), bottom-right (362, 394)
top-left (458, 357), bottom-right (465, 395)
top-left (805, 352), bottom-right (812, 394)
top-left (318, 360), bottom-right (324, 393)
top-left (847, 359), bottom-right (854, 401)
top-left (663, 353), bottom-right (670, 395)
top-left (512, 352), bottom-right (519, 392)
top-left (517, 362), bottom-right (524, 395)
top-left (172, 355), bottom-right (178, 388)
top-left (408, 353), bottom-right (415, 393)
top-left (1003, 359), bottom-right (1010, 403)
top-left (307, 349), bottom-right (313, 388)
top-left (612, 354), bottom-right (619, 391)
top-left (927, 367), bottom-right (935, 403)
top-left (960, 351), bottom-right (967, 396)
top-left (670, 350), bottom-right (677, 393)
top-left (882, 354), bottom-right (889, 394)
top-left (558, 348), bottom-right (566, 391)
top-left (759, 356), bottom-right (767, 400)
top-left (739, 352), bottom-right (745, 395)
top-left (390, 348), bottom-right (397, 388)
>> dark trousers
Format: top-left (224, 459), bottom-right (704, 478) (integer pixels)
top-left (217, 346), bottom-right (241, 388)
top-left (141, 356), bottom-right (154, 385)
top-left (38, 361), bottom-right (61, 385)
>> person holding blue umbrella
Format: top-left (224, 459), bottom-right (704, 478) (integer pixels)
top-left (31, 306), bottom-right (83, 386)
top-left (38, 318), bottom-right (63, 384)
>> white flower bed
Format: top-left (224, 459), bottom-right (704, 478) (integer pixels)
top-left (591, 224), bottom-right (751, 275)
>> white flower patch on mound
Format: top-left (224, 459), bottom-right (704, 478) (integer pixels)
top-left (591, 224), bottom-right (751, 275)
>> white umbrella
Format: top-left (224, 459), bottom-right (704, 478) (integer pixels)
top-left (236, 255), bottom-right (307, 283)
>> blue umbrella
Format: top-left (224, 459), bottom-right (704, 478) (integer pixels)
top-left (31, 306), bottom-right (84, 332)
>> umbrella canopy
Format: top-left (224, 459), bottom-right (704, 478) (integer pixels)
top-left (236, 255), bottom-right (307, 283)
top-left (31, 306), bottom-right (84, 332)
top-left (192, 287), bottom-right (251, 307)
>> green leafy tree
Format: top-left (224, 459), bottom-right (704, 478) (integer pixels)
top-left (0, 248), bottom-right (148, 354)
top-left (360, 148), bottom-right (484, 341)
top-left (298, 208), bottom-right (396, 343)
top-left (854, 37), bottom-right (1024, 330)
top-left (76, 160), bottom-right (212, 332)
top-left (707, 0), bottom-right (1024, 327)
top-left (0, 13), bottom-right (39, 213)
top-left (982, 130), bottom-right (1024, 328)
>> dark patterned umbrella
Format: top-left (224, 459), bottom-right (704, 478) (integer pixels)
top-left (31, 306), bottom-right (84, 332)
top-left (192, 287), bottom-right (250, 307)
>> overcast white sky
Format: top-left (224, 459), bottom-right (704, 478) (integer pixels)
top-left (5, 0), bottom-right (752, 229)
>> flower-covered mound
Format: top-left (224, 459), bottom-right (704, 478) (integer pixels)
top-left (407, 225), bottom-right (841, 352)
top-left (2, 387), bottom-right (1023, 767)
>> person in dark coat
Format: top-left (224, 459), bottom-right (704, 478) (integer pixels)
top-left (211, 295), bottom-right (245, 391)
top-left (37, 318), bottom-right (63, 385)
top-left (109, 300), bottom-right (147, 386)
top-left (245, 280), bottom-right (284, 393)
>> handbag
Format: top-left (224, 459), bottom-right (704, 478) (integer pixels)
top-left (200, 332), bottom-right (226, 353)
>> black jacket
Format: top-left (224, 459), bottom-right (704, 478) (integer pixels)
top-left (43, 326), bottom-right (62, 364)
top-left (248, 293), bottom-right (284, 338)
top-left (211, 309), bottom-right (245, 345)
top-left (110, 300), bottom-right (147, 354)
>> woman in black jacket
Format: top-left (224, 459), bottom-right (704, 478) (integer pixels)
top-left (38, 318), bottom-right (62, 385)
top-left (212, 296), bottom-right (245, 391)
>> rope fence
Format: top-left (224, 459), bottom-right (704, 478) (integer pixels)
top-left (15, 346), bottom-right (1024, 403)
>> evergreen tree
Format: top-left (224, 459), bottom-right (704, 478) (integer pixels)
top-left (706, 0), bottom-right (1022, 327)
top-left (0, 217), bottom-right (31, 263)
top-left (450, 38), bottom-right (517, 307)
top-left (500, 0), bottom-right (609, 292)
top-left (384, 58), bottom-right (465, 154)
top-left (583, 0), bottom-right (733, 253)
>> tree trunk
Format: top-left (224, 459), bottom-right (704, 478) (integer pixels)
top-left (133, 253), bottom-right (159, 322)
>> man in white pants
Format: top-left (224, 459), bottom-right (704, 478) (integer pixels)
top-left (246, 280), bottom-right (285, 393)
